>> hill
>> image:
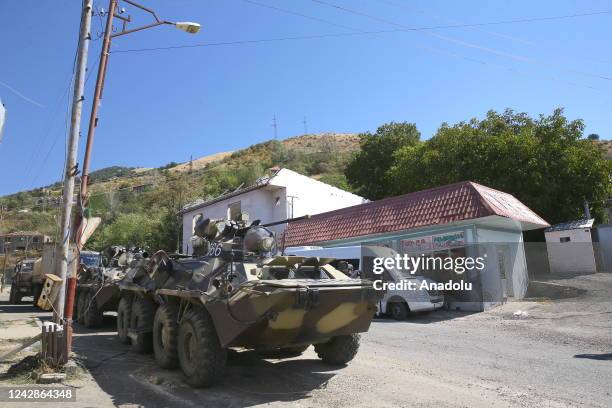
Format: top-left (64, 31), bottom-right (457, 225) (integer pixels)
top-left (0, 133), bottom-right (361, 244)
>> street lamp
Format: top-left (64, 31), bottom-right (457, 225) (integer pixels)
top-left (64, 0), bottom-right (199, 352)
top-left (175, 22), bottom-right (201, 34)
top-left (79, 0), bottom-right (200, 212)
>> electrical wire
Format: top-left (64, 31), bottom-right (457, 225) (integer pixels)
top-left (309, 0), bottom-right (612, 82)
top-left (0, 80), bottom-right (45, 108)
top-left (111, 5), bottom-right (612, 54)
top-left (241, 0), bottom-right (356, 31)
top-left (310, 2), bottom-right (612, 30)
top-left (30, 52), bottom-right (101, 189)
top-left (377, 0), bottom-right (536, 46)
top-left (110, 3), bottom-right (612, 94)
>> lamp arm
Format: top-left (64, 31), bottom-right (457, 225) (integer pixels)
top-left (110, 20), bottom-right (172, 38)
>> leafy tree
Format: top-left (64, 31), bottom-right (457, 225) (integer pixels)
top-left (345, 122), bottom-right (420, 199)
top-left (587, 133), bottom-right (600, 140)
top-left (89, 211), bottom-right (163, 251)
top-left (386, 109), bottom-right (611, 224)
top-left (318, 172), bottom-right (352, 191)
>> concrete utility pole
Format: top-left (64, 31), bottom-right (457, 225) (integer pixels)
top-left (56, 0), bottom-right (93, 329)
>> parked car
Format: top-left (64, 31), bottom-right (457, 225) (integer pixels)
top-left (284, 245), bottom-right (444, 320)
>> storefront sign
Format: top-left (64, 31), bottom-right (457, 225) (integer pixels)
top-left (400, 236), bottom-right (432, 252)
top-left (432, 231), bottom-right (465, 249)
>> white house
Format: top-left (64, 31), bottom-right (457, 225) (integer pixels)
top-left (179, 168), bottom-right (366, 255)
top-left (545, 219), bottom-right (597, 274)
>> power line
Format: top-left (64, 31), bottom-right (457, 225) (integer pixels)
top-left (110, 7), bottom-right (612, 59)
top-left (29, 52), bottom-right (101, 188)
top-left (310, 2), bottom-right (612, 30)
top-left (309, 0), bottom-right (612, 82)
top-left (377, 0), bottom-right (535, 46)
top-left (240, 0), bottom-right (356, 31)
top-left (109, 38), bottom-right (612, 97)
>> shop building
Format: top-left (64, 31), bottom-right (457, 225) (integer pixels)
top-left (282, 181), bottom-right (550, 311)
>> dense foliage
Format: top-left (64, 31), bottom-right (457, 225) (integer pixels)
top-left (347, 109), bottom-right (611, 224)
top-left (345, 122), bottom-right (420, 199)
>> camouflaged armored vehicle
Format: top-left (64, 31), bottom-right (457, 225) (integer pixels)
top-left (116, 214), bottom-right (381, 387)
top-left (73, 247), bottom-right (142, 328)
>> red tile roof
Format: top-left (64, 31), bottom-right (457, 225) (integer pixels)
top-left (282, 181), bottom-right (549, 247)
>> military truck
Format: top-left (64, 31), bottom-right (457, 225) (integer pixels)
top-left (8, 245), bottom-right (102, 307)
top-left (116, 214), bottom-right (381, 387)
top-left (9, 258), bottom-right (38, 304)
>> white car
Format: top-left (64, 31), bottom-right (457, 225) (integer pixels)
top-left (284, 245), bottom-right (444, 320)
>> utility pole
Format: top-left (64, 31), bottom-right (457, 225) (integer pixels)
top-left (68, 2), bottom-right (200, 328)
top-left (56, 0), bottom-right (92, 355)
top-left (78, 1), bottom-right (199, 213)
top-left (272, 115), bottom-right (278, 140)
top-left (79, 0), bottom-right (117, 209)
top-left (303, 116), bottom-right (308, 135)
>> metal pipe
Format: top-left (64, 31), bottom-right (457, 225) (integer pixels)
top-left (111, 20), bottom-right (171, 38)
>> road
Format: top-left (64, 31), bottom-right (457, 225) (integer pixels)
top-left (1, 272), bottom-right (611, 407)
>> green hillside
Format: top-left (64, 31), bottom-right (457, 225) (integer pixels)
top-left (0, 133), bottom-right (360, 250)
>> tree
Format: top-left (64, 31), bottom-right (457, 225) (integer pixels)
top-left (587, 133), bottom-right (600, 140)
top-left (345, 122), bottom-right (420, 199)
top-left (386, 109), bottom-right (611, 224)
top-left (89, 211), bottom-right (163, 251)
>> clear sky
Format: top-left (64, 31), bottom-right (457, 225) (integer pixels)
top-left (1, 0), bottom-right (611, 195)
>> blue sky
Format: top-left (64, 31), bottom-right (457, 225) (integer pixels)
top-left (1, 0), bottom-right (611, 195)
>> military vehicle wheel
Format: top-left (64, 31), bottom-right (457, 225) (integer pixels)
top-left (83, 291), bottom-right (104, 328)
top-left (77, 291), bottom-right (88, 325)
top-left (153, 303), bottom-right (179, 369)
top-left (117, 296), bottom-right (132, 344)
top-left (9, 285), bottom-right (20, 304)
top-left (314, 334), bottom-right (360, 365)
top-left (178, 307), bottom-right (226, 388)
top-left (388, 302), bottom-right (409, 320)
top-left (130, 296), bottom-right (155, 353)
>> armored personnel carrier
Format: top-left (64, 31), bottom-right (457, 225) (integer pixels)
top-left (73, 247), bottom-right (142, 328)
top-left (116, 214), bottom-right (381, 387)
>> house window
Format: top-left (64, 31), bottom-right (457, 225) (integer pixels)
top-left (228, 201), bottom-right (241, 221)
top-left (192, 213), bottom-right (204, 234)
top-left (560, 237), bottom-right (571, 243)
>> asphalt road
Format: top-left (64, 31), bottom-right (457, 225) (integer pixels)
top-left (2, 272), bottom-right (611, 407)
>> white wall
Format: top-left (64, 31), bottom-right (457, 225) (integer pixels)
top-left (595, 225), bottom-right (612, 271)
top-left (271, 169), bottom-right (365, 219)
top-left (182, 188), bottom-right (283, 255)
top-left (476, 228), bottom-right (529, 300)
top-left (181, 169), bottom-right (365, 255)
top-left (545, 229), bottom-right (597, 274)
